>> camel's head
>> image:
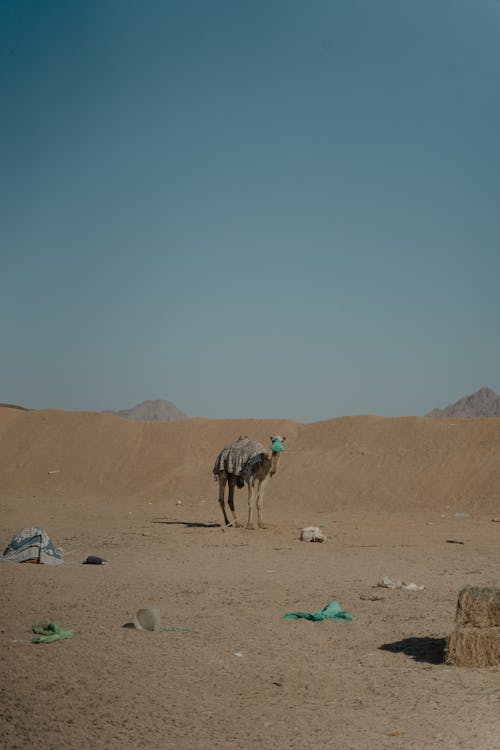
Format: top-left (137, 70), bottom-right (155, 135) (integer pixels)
top-left (269, 435), bottom-right (286, 454)
top-left (269, 436), bottom-right (285, 476)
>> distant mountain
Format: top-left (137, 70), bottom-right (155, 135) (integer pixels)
top-left (104, 399), bottom-right (187, 422)
top-left (426, 387), bottom-right (500, 418)
top-left (0, 403), bottom-right (30, 411)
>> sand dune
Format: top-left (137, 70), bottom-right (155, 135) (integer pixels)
top-left (1, 406), bottom-right (499, 517)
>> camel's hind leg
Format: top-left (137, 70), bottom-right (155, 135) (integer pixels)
top-left (227, 476), bottom-right (242, 527)
top-left (218, 472), bottom-right (231, 526)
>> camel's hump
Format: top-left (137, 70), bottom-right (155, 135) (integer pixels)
top-left (213, 437), bottom-right (268, 476)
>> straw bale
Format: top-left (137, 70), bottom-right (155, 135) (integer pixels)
top-left (455, 586), bottom-right (500, 627)
top-left (445, 625), bottom-right (500, 667)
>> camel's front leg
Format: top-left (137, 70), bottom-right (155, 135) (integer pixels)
top-left (246, 478), bottom-right (257, 529)
top-left (256, 476), bottom-right (270, 529)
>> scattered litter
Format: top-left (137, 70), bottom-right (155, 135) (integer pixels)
top-left (122, 607), bottom-right (193, 634)
top-left (133, 607), bottom-right (161, 632)
top-left (82, 555), bottom-right (108, 565)
top-left (31, 622), bottom-right (75, 644)
top-left (446, 539), bottom-right (464, 545)
top-left (0, 528), bottom-right (64, 565)
top-left (283, 600), bottom-right (354, 621)
top-left (233, 651), bottom-right (244, 657)
top-left (454, 512), bottom-right (470, 518)
top-left (47, 470), bottom-right (60, 475)
top-left (377, 577), bottom-right (424, 591)
top-left (176, 500), bottom-right (183, 506)
top-left (491, 518), bottom-right (500, 523)
top-left (266, 569), bottom-right (278, 574)
top-left (160, 625), bottom-right (194, 633)
top-left (300, 526), bottom-right (326, 542)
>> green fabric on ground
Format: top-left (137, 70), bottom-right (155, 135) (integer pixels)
top-left (282, 600), bottom-right (354, 621)
top-left (31, 622), bottom-right (75, 643)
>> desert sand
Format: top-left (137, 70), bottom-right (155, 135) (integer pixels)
top-left (0, 406), bottom-right (499, 749)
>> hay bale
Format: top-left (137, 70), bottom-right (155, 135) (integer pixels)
top-left (445, 626), bottom-right (500, 667)
top-left (455, 586), bottom-right (500, 627)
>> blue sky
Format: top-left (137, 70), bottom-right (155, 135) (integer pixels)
top-left (2, 0), bottom-right (499, 421)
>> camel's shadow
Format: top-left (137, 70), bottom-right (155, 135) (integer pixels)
top-left (379, 636), bottom-right (446, 664)
top-left (152, 520), bottom-right (221, 529)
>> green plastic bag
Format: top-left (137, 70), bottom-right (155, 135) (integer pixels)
top-left (282, 600), bottom-right (354, 622)
top-left (31, 622), bottom-right (75, 643)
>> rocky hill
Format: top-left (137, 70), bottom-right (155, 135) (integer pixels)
top-left (426, 386), bottom-right (500, 418)
top-left (104, 398), bottom-right (187, 422)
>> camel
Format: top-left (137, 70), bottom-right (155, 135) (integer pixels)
top-left (213, 435), bottom-right (286, 529)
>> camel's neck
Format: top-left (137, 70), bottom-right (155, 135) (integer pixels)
top-left (271, 451), bottom-right (281, 475)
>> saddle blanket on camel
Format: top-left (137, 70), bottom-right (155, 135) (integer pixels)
top-left (213, 437), bottom-right (270, 481)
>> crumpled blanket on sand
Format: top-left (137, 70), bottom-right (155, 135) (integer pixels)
top-left (213, 437), bottom-right (269, 478)
top-left (0, 527), bottom-right (64, 565)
